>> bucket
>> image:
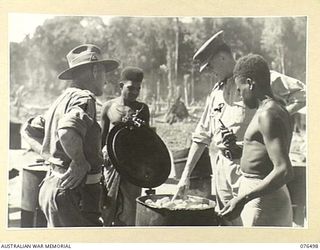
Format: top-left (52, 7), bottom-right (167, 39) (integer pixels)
top-left (136, 194), bottom-right (218, 226)
top-left (21, 163), bottom-right (48, 227)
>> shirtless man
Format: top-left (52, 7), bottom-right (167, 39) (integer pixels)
top-left (101, 66), bottom-right (150, 226)
top-left (219, 54), bottom-right (293, 227)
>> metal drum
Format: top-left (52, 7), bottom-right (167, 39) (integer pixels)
top-left (21, 163), bottom-right (48, 227)
top-left (136, 194), bottom-right (218, 226)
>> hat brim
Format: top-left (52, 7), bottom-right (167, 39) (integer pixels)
top-left (58, 59), bottom-right (119, 80)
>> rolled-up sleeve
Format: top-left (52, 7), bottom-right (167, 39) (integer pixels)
top-left (270, 70), bottom-right (306, 105)
top-left (192, 94), bottom-right (213, 146)
top-left (58, 96), bottom-right (95, 139)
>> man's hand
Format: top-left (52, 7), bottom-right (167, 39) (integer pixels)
top-left (221, 128), bottom-right (237, 147)
top-left (172, 176), bottom-right (190, 201)
top-left (218, 196), bottom-right (246, 221)
top-left (60, 160), bottom-right (91, 189)
top-left (221, 128), bottom-right (242, 159)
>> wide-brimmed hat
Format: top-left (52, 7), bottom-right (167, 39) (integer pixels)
top-left (58, 44), bottom-right (119, 80)
top-left (193, 30), bottom-right (229, 72)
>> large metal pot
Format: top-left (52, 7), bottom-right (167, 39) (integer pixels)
top-left (136, 194), bottom-right (218, 226)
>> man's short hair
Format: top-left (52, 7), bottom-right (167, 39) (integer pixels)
top-left (120, 67), bottom-right (144, 83)
top-left (233, 54), bottom-right (270, 88)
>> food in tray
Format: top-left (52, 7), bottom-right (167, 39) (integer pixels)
top-left (144, 196), bottom-right (215, 210)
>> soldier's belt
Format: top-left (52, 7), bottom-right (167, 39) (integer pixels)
top-left (50, 164), bottom-right (102, 184)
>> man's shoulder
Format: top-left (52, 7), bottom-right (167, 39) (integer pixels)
top-left (68, 87), bottom-right (96, 101)
top-left (101, 98), bottom-right (119, 112)
top-left (135, 100), bottom-right (149, 108)
top-left (104, 97), bottom-right (119, 105)
top-left (258, 101), bottom-right (289, 126)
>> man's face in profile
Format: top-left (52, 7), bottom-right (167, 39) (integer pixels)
top-left (91, 63), bottom-right (106, 96)
top-left (235, 76), bottom-right (258, 109)
top-left (205, 51), bottom-right (231, 81)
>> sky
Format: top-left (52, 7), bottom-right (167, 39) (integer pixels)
top-left (9, 13), bottom-right (54, 42)
top-left (8, 13), bottom-right (193, 43)
top-left (8, 13), bottom-right (114, 43)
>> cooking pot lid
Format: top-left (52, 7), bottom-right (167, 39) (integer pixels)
top-left (107, 122), bottom-right (171, 188)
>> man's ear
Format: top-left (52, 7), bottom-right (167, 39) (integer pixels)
top-left (246, 78), bottom-right (255, 91)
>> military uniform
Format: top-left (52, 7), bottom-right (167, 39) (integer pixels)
top-left (39, 87), bottom-right (103, 227)
top-left (30, 44), bottom-right (119, 227)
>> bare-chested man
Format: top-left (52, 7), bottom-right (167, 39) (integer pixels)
top-left (101, 66), bottom-right (150, 226)
top-left (219, 54), bottom-right (293, 227)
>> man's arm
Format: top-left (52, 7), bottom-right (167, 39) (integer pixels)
top-left (142, 103), bottom-right (150, 127)
top-left (101, 103), bottom-right (110, 147)
top-left (20, 116), bottom-right (45, 155)
top-left (58, 128), bottom-right (91, 189)
top-left (20, 126), bottom-right (43, 155)
top-left (173, 91), bottom-right (214, 199)
top-left (172, 141), bottom-right (206, 199)
top-left (219, 110), bottom-right (293, 219)
top-left (286, 101), bottom-right (305, 115)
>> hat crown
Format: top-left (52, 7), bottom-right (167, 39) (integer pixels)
top-left (58, 44), bottom-right (119, 80)
top-left (66, 44), bottom-right (103, 68)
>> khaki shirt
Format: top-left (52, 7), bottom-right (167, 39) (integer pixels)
top-left (42, 87), bottom-right (103, 174)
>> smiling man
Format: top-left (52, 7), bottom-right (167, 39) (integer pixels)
top-left (219, 54), bottom-right (293, 227)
